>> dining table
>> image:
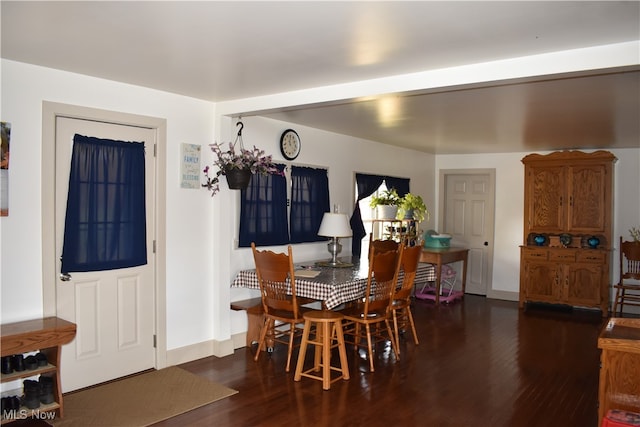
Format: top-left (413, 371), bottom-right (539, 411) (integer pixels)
top-left (232, 255), bottom-right (436, 310)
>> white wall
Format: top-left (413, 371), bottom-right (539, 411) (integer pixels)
top-left (221, 116), bottom-right (435, 336)
top-left (0, 59), bottom-right (435, 361)
top-left (0, 59), bottom-right (216, 352)
top-left (1, 57), bottom-right (638, 367)
top-left (436, 148), bottom-right (640, 303)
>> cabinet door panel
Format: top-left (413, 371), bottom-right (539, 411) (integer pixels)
top-left (566, 263), bottom-right (602, 306)
top-left (568, 165), bottom-right (607, 233)
top-left (524, 262), bottom-right (559, 302)
top-left (527, 166), bottom-right (564, 233)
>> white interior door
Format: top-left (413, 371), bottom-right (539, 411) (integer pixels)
top-left (440, 171), bottom-right (495, 296)
top-left (55, 116), bottom-right (156, 392)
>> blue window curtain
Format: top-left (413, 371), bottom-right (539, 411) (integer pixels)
top-left (385, 177), bottom-right (410, 197)
top-left (349, 173), bottom-right (410, 257)
top-left (290, 166), bottom-right (330, 243)
top-left (239, 164), bottom-right (288, 247)
top-left (61, 134), bottom-right (147, 273)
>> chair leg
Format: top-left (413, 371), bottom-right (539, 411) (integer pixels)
top-left (313, 322), bottom-right (322, 372)
top-left (294, 319), bottom-right (312, 382)
top-left (285, 321), bottom-right (296, 373)
top-left (333, 321), bottom-right (350, 381)
top-left (321, 321), bottom-right (331, 390)
top-left (405, 307), bottom-right (419, 345)
top-left (392, 310), bottom-right (401, 358)
top-left (385, 319), bottom-right (399, 360)
top-left (254, 318), bottom-right (272, 362)
top-left (365, 324), bottom-right (375, 372)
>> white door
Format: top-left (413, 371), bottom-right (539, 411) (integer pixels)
top-left (55, 116), bottom-right (156, 392)
top-left (440, 171), bottom-right (495, 296)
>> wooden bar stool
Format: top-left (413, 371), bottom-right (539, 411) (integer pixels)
top-left (294, 310), bottom-right (349, 390)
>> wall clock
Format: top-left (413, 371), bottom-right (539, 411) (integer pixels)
top-left (280, 129), bottom-right (301, 160)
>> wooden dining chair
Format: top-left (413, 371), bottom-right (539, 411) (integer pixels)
top-left (370, 236), bottom-right (400, 255)
top-left (251, 243), bottom-right (307, 372)
top-left (390, 244), bottom-right (422, 357)
top-left (339, 243), bottom-right (403, 372)
top-left (612, 236), bottom-right (640, 316)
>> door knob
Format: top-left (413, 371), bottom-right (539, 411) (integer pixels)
top-left (59, 273), bottom-right (71, 282)
top-left (484, 242), bottom-right (489, 246)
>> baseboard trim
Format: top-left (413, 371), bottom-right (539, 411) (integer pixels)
top-left (166, 337), bottom-right (235, 366)
top-left (487, 289), bottom-right (519, 302)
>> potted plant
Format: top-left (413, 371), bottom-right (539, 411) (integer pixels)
top-left (397, 192), bottom-right (429, 222)
top-left (630, 227), bottom-right (640, 242)
top-left (202, 141), bottom-right (283, 196)
top-left (369, 189), bottom-right (401, 219)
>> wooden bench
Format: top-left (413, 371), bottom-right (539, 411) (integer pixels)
top-left (230, 297), bottom-right (264, 349)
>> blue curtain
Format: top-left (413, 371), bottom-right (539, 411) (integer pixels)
top-left (290, 166), bottom-right (329, 243)
top-left (239, 164), bottom-right (289, 247)
top-left (350, 173), bottom-right (410, 256)
top-left (385, 177), bottom-right (410, 197)
top-left (61, 134), bottom-right (147, 273)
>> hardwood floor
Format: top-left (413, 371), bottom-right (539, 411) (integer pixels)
top-left (13, 295), bottom-right (608, 426)
top-left (160, 295), bottom-right (606, 427)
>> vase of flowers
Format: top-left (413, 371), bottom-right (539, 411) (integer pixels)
top-left (202, 141), bottom-right (282, 196)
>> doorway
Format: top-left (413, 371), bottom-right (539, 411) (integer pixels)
top-left (439, 169), bottom-right (495, 296)
top-left (41, 102), bottom-right (167, 391)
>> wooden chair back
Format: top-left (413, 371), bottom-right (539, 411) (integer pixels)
top-left (394, 244), bottom-right (422, 301)
top-left (370, 238), bottom-right (400, 255)
top-left (363, 243), bottom-right (403, 315)
top-left (620, 237), bottom-right (640, 281)
top-left (251, 243), bottom-right (299, 319)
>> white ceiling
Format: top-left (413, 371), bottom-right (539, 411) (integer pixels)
top-left (2, 1), bottom-right (639, 154)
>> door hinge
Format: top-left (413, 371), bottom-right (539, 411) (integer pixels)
top-left (153, 334), bottom-right (157, 348)
top-left (154, 143), bottom-right (157, 157)
top-left (153, 240), bottom-right (156, 254)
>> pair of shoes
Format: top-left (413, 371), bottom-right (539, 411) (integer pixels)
top-left (39, 376), bottom-right (55, 405)
top-left (12, 355), bottom-right (25, 372)
top-left (1, 395), bottom-right (21, 414)
top-left (36, 352), bottom-right (48, 367)
top-left (22, 379), bottom-right (40, 409)
top-left (1, 356), bottom-right (12, 374)
top-left (24, 355), bottom-right (38, 370)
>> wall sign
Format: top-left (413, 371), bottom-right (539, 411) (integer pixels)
top-left (180, 143), bottom-right (201, 189)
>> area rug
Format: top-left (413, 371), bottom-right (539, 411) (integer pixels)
top-left (50, 366), bottom-right (238, 426)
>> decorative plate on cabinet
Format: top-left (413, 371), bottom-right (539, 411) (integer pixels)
top-left (559, 233), bottom-right (572, 247)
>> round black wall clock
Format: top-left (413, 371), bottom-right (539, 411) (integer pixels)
top-left (280, 129), bottom-right (301, 160)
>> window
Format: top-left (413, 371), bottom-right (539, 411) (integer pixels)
top-left (61, 134), bottom-right (147, 273)
top-left (290, 166), bottom-right (329, 243)
top-left (238, 165), bottom-right (330, 247)
top-left (350, 173), bottom-right (409, 257)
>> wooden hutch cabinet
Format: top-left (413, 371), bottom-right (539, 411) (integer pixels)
top-left (519, 150), bottom-right (616, 316)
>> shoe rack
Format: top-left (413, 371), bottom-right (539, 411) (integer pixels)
top-left (1, 317), bottom-right (76, 424)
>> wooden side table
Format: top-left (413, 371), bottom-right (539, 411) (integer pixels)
top-left (597, 317), bottom-right (640, 427)
top-left (1, 317), bottom-right (76, 423)
top-left (420, 247), bottom-right (470, 304)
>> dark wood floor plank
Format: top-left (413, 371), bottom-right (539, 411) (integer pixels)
top-left (12, 295), bottom-right (607, 426)
top-left (152, 295), bottom-right (605, 427)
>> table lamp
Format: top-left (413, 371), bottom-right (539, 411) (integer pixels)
top-left (317, 212), bottom-right (353, 267)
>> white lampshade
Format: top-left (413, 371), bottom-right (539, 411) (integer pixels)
top-left (318, 213), bottom-right (352, 238)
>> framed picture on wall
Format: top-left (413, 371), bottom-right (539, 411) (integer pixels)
top-left (1, 121), bottom-right (10, 217)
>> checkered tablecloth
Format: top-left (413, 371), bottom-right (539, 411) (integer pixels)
top-left (232, 261), bottom-right (435, 310)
